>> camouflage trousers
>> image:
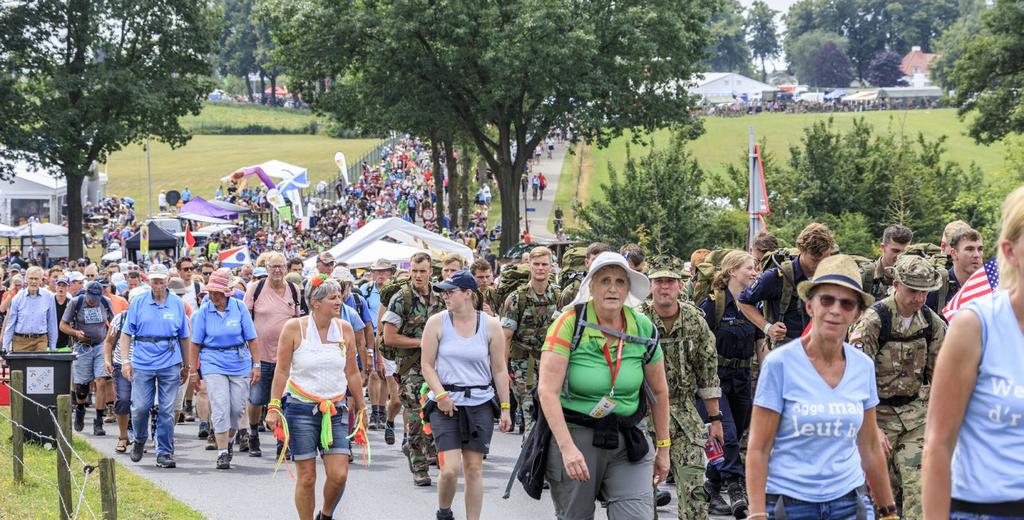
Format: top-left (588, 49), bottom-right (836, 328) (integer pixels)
top-left (510, 356), bottom-right (538, 441)
top-left (878, 400), bottom-right (926, 520)
top-left (399, 367), bottom-right (433, 474)
top-left (653, 409), bottom-right (709, 519)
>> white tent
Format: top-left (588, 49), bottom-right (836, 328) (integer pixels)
top-left (305, 217), bottom-right (474, 269)
top-left (15, 222), bottom-right (67, 237)
top-left (336, 241), bottom-right (428, 269)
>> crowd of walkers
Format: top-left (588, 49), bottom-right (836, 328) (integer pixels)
top-left (2, 182), bottom-right (1023, 520)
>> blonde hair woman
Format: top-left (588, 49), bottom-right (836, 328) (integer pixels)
top-left (922, 186), bottom-right (1024, 518)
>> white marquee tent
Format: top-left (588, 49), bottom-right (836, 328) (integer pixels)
top-left (305, 218), bottom-right (474, 269)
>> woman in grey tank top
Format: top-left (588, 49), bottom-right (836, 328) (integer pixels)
top-left (421, 270), bottom-right (511, 520)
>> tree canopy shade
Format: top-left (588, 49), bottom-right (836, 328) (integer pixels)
top-left (266, 0), bottom-right (713, 251)
top-left (867, 51), bottom-right (905, 87)
top-left (786, 30), bottom-right (847, 85)
top-left (0, 0), bottom-right (218, 259)
top-left (944, 0), bottom-right (1024, 144)
top-left (702, 0), bottom-right (753, 75)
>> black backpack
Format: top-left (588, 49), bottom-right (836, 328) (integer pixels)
top-left (871, 301), bottom-right (939, 346)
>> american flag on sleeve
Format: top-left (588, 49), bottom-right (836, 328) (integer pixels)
top-left (943, 258), bottom-right (1000, 321)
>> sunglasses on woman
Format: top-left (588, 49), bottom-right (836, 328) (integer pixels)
top-left (815, 293), bottom-right (860, 312)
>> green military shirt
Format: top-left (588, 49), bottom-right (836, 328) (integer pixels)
top-left (557, 279), bottom-right (580, 310)
top-left (501, 282), bottom-right (561, 354)
top-left (862, 258), bottom-right (896, 302)
top-left (849, 296), bottom-right (946, 400)
top-left (382, 285), bottom-right (444, 368)
top-left (638, 300), bottom-right (721, 412)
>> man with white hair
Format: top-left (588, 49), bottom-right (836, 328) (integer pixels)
top-left (2, 266), bottom-right (58, 352)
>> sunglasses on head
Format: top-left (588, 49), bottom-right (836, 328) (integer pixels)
top-left (816, 294), bottom-right (860, 312)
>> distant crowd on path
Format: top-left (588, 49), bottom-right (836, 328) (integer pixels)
top-left (1, 184), bottom-right (1022, 520)
top-left (701, 97), bottom-right (945, 118)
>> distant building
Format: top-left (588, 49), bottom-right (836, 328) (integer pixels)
top-left (900, 46), bottom-right (940, 87)
top-left (687, 72), bottom-right (777, 103)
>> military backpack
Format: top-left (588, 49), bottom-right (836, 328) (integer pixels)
top-left (899, 243), bottom-right (952, 314)
top-left (557, 246), bottom-right (588, 290)
top-left (758, 247), bottom-right (800, 323)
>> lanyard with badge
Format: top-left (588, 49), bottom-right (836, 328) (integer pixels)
top-left (589, 315), bottom-right (625, 419)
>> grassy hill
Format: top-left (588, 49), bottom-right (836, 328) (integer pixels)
top-left (179, 102), bottom-right (320, 134)
top-left (574, 109), bottom-right (1007, 206)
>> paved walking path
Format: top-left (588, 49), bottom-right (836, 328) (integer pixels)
top-left (521, 142), bottom-right (568, 242)
top-left (82, 415), bottom-right (693, 519)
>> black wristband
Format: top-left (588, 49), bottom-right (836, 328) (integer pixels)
top-left (707, 414), bottom-right (724, 422)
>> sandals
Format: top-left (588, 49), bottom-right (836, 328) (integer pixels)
top-left (115, 437), bottom-right (129, 453)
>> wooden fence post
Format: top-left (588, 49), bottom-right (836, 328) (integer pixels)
top-left (99, 457), bottom-right (117, 520)
top-left (10, 370), bottom-right (24, 484)
top-left (56, 394), bottom-right (73, 520)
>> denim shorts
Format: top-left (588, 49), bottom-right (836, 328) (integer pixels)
top-left (951, 512), bottom-right (1024, 520)
top-left (767, 491), bottom-right (874, 520)
top-left (72, 343), bottom-right (107, 384)
top-left (283, 398), bottom-right (350, 461)
top-left (248, 362), bottom-right (276, 406)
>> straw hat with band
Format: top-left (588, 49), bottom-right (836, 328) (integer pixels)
top-left (564, 252), bottom-right (651, 310)
top-left (204, 268), bottom-right (233, 295)
top-left (796, 255), bottom-right (875, 309)
top-left (886, 255), bottom-right (944, 292)
top-left (369, 258), bottom-right (396, 271)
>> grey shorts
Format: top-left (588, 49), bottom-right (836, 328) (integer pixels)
top-left (546, 427), bottom-right (654, 520)
top-left (72, 343), bottom-right (106, 384)
top-left (429, 401), bottom-right (495, 454)
top-left (204, 373), bottom-right (250, 433)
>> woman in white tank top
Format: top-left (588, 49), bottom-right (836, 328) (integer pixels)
top-left (421, 270), bottom-right (511, 520)
top-left (266, 275), bottom-right (366, 520)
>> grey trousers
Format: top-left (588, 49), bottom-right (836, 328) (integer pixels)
top-left (204, 374), bottom-right (250, 434)
top-left (546, 426), bottom-right (655, 520)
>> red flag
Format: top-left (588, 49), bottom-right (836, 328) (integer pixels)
top-left (184, 222), bottom-right (196, 253)
top-left (943, 259), bottom-right (999, 321)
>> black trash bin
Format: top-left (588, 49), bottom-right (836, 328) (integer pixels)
top-left (2, 352), bottom-right (76, 444)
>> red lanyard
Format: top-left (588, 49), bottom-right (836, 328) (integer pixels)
top-left (601, 310), bottom-right (626, 396)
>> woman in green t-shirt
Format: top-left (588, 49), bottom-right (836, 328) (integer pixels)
top-left (537, 252), bottom-right (671, 520)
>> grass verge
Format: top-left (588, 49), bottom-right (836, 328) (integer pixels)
top-left (0, 408), bottom-right (203, 519)
top-left (180, 102), bottom-right (319, 135)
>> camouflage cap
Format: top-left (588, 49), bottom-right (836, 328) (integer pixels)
top-left (888, 255), bottom-right (944, 292)
top-left (646, 254), bottom-right (685, 280)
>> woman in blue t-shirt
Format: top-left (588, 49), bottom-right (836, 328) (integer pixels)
top-left (923, 187), bottom-right (1024, 519)
top-left (747, 255), bottom-right (896, 520)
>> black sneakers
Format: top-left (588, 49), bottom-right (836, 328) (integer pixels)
top-left (235, 429), bottom-right (250, 452)
top-left (436, 508), bottom-right (455, 520)
top-left (727, 481), bottom-right (749, 519)
top-left (156, 454), bottom-right (176, 468)
top-left (655, 489), bottom-right (671, 507)
top-left (384, 421), bottom-right (396, 445)
top-left (130, 440), bottom-right (145, 462)
top-left (705, 480), bottom-right (732, 516)
top-left (216, 451), bottom-right (230, 470)
top-left (73, 405), bottom-right (85, 432)
top-left (198, 422), bottom-right (210, 439)
top-left (92, 419), bottom-right (106, 436)
top-left (248, 431), bottom-right (262, 457)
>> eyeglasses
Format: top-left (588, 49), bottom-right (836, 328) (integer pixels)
top-left (816, 294), bottom-right (859, 312)
top-left (440, 289), bottom-right (463, 297)
top-left (268, 264), bottom-right (287, 270)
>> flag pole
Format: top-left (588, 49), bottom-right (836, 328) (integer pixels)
top-left (747, 126), bottom-right (757, 252)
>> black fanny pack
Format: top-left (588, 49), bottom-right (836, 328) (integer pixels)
top-left (952, 497), bottom-right (1024, 516)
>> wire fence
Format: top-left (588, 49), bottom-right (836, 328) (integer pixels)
top-left (2, 375), bottom-right (102, 520)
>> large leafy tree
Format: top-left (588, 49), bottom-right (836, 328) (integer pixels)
top-left (944, 0), bottom-right (1024, 144)
top-left (866, 50), bottom-right (905, 87)
top-left (745, 1), bottom-right (780, 82)
top-left (0, 0), bottom-right (218, 258)
top-left (219, 0), bottom-right (259, 102)
top-left (787, 30), bottom-right (847, 84)
top-left (266, 0), bottom-right (713, 251)
top-left (812, 42), bottom-right (854, 88)
top-left (702, 0), bottom-right (753, 75)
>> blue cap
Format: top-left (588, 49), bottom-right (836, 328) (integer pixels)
top-left (85, 281), bottom-right (104, 302)
top-left (433, 270), bottom-right (478, 292)
top-left (253, 266), bottom-right (268, 278)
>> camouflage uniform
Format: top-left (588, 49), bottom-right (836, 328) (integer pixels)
top-left (381, 285), bottom-right (445, 476)
top-left (478, 286), bottom-right (501, 315)
top-left (849, 256), bottom-right (947, 520)
top-left (500, 282), bottom-right (561, 440)
top-left (639, 299), bottom-right (721, 520)
top-left (557, 279), bottom-right (580, 310)
top-left (862, 258), bottom-right (896, 302)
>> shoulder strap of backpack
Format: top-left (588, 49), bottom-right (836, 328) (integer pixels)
top-left (70, 295), bottom-right (84, 330)
top-left (872, 301), bottom-right (892, 346)
top-left (251, 279), bottom-right (267, 315)
top-left (289, 282), bottom-right (306, 316)
top-left (777, 260), bottom-right (796, 322)
top-left (933, 269), bottom-right (951, 315)
top-left (712, 288), bottom-right (726, 331)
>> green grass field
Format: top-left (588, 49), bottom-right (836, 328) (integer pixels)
top-left (578, 108), bottom-right (1008, 204)
top-left (0, 410), bottom-right (202, 519)
top-left (180, 102), bottom-right (320, 134)
top-left (103, 135), bottom-right (379, 217)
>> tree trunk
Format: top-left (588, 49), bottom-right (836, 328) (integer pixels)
top-left (495, 162), bottom-right (520, 252)
top-left (459, 147), bottom-right (472, 229)
top-left (65, 170), bottom-right (85, 260)
top-left (429, 131), bottom-right (444, 230)
top-left (443, 138), bottom-right (458, 230)
top-left (244, 74), bottom-right (254, 103)
top-left (258, 72), bottom-right (266, 104)
top-left (269, 73), bottom-right (278, 106)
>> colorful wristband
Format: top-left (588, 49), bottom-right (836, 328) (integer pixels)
top-left (654, 438), bottom-right (671, 448)
top-left (500, 402), bottom-right (511, 410)
top-left (268, 398), bottom-right (282, 408)
top-left (435, 391), bottom-right (449, 401)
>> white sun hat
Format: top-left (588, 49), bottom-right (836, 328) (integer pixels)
top-left (564, 251), bottom-right (651, 310)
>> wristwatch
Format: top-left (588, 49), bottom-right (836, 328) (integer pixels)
top-left (707, 414), bottom-right (724, 423)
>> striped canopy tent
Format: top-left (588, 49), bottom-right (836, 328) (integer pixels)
top-left (842, 90), bottom-right (879, 102)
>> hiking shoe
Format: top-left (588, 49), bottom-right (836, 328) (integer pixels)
top-left (104, 404), bottom-right (116, 423)
top-left (184, 409), bottom-right (195, 423)
top-left (198, 422), bottom-right (210, 439)
top-left (727, 481), bottom-right (749, 519)
top-left (413, 471), bottom-right (431, 486)
top-left (249, 431), bottom-right (262, 457)
top-left (92, 419), bottom-right (106, 436)
top-left (74, 405), bottom-right (85, 432)
top-left (216, 452), bottom-right (230, 470)
top-left (368, 411), bottom-right (380, 431)
top-left (656, 490), bottom-right (671, 507)
top-left (436, 508), bottom-right (455, 520)
top-left (384, 422), bottom-right (396, 445)
top-left (235, 429), bottom-right (250, 452)
top-left (130, 441), bottom-right (145, 462)
top-left (205, 435), bottom-right (217, 451)
top-left (227, 443), bottom-right (234, 462)
top-left (156, 454), bottom-right (176, 468)
top-left (705, 481), bottom-right (731, 516)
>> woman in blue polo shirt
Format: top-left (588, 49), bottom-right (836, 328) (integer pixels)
top-left (188, 268), bottom-right (260, 470)
top-left (746, 255), bottom-right (896, 520)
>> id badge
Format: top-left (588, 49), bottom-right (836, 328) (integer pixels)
top-left (588, 395), bottom-right (617, 418)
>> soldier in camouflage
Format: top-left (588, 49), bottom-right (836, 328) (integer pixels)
top-left (501, 246), bottom-right (561, 440)
top-left (639, 256), bottom-right (723, 520)
top-left (470, 258), bottom-right (501, 315)
top-left (557, 242), bottom-right (612, 309)
top-left (861, 224), bottom-right (914, 302)
top-left (850, 255), bottom-right (947, 519)
top-left (382, 252), bottom-right (446, 487)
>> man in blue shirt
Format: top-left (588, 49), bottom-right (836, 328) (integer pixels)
top-left (119, 264), bottom-right (191, 468)
top-left (2, 266), bottom-right (58, 352)
top-left (738, 223), bottom-right (835, 345)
